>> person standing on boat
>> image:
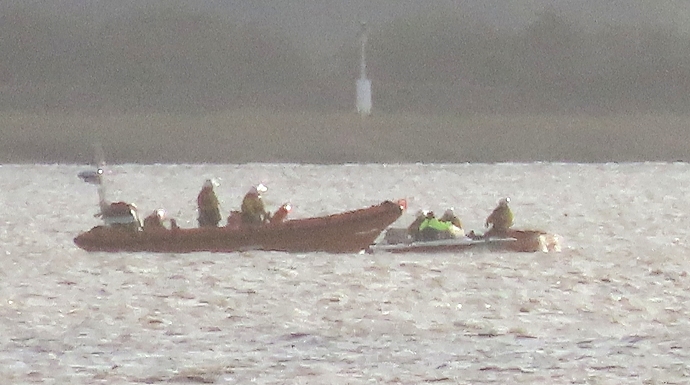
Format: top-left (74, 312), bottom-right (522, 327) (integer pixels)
top-left (197, 179), bottom-right (222, 227)
top-left (485, 197), bottom-right (514, 235)
top-left (241, 184), bottom-right (268, 226)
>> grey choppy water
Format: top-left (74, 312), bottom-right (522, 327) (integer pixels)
top-left (1, 163), bottom-right (690, 384)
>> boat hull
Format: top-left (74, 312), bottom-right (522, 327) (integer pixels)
top-left (74, 200), bottom-right (404, 254)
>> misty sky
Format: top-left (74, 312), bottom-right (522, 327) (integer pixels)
top-left (5, 0), bottom-right (688, 56)
top-left (2, 0), bottom-right (689, 115)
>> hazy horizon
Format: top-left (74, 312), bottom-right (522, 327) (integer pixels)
top-left (2, 1), bottom-right (690, 164)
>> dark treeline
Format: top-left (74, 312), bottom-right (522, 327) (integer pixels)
top-left (1, 6), bottom-right (689, 114)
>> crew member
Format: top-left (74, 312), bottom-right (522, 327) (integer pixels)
top-left (197, 179), bottom-right (222, 227)
top-left (418, 211), bottom-right (457, 241)
top-left (407, 210), bottom-right (428, 241)
top-left (439, 208), bottom-right (463, 232)
top-left (143, 209), bottom-right (166, 230)
top-left (485, 197), bottom-right (514, 235)
top-left (241, 184), bottom-right (268, 225)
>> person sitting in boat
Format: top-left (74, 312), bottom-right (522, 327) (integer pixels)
top-left (241, 184), bottom-right (269, 226)
top-left (143, 209), bottom-right (166, 231)
top-left (197, 179), bottom-right (222, 227)
top-left (407, 210), bottom-right (428, 241)
top-left (485, 197), bottom-right (514, 236)
top-left (418, 211), bottom-right (462, 241)
top-left (269, 203), bottom-right (291, 224)
top-left (226, 210), bottom-right (242, 229)
top-left (439, 208), bottom-right (464, 235)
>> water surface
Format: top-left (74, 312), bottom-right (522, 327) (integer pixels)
top-left (1, 163), bottom-right (689, 384)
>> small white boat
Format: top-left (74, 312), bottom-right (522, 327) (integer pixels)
top-left (368, 228), bottom-right (561, 254)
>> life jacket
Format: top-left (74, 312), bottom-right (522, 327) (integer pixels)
top-left (197, 187), bottom-right (219, 211)
top-left (487, 206), bottom-right (514, 231)
top-left (419, 217), bottom-right (452, 232)
top-left (241, 193), bottom-right (266, 223)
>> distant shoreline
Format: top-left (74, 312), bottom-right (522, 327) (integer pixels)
top-left (2, 110), bottom-right (689, 164)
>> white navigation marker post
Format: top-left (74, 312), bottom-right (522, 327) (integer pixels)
top-left (356, 21), bottom-right (372, 117)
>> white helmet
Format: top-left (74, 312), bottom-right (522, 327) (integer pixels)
top-left (249, 183), bottom-right (267, 195)
top-left (204, 179), bottom-right (220, 188)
